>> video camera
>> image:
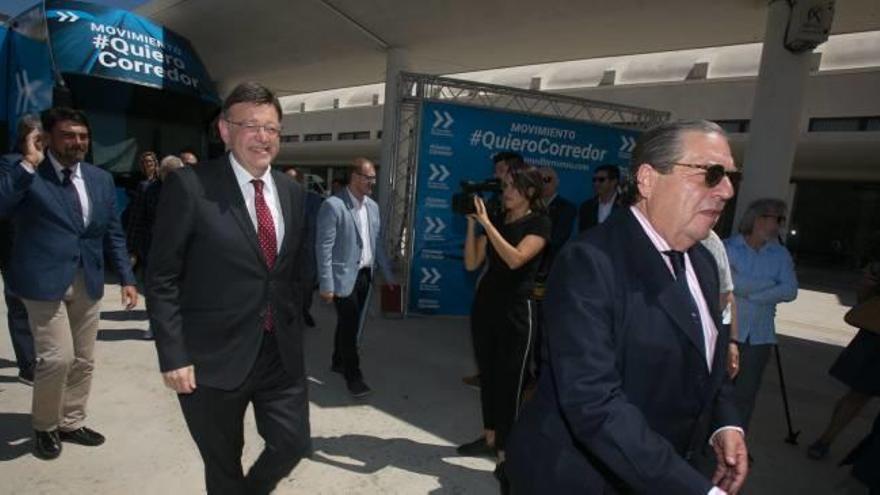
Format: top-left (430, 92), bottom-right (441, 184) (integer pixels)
top-left (451, 178), bottom-right (503, 215)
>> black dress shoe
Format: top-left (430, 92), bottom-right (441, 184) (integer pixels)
top-left (495, 462), bottom-right (510, 495)
top-left (59, 426), bottom-right (105, 446)
top-left (304, 313), bottom-right (316, 328)
top-left (347, 378), bottom-right (372, 398)
top-left (456, 436), bottom-right (495, 457)
top-left (33, 430), bottom-right (62, 460)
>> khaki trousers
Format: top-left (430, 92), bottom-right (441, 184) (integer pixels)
top-left (21, 272), bottom-right (101, 432)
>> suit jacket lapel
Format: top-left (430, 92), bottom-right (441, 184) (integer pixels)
top-left (690, 245), bottom-right (730, 381)
top-left (80, 164), bottom-right (97, 228)
top-left (219, 158), bottom-right (267, 269)
top-left (339, 190), bottom-right (363, 248)
top-left (38, 160), bottom-right (83, 231)
top-left (273, 169), bottom-right (293, 263)
top-left (622, 210), bottom-right (708, 361)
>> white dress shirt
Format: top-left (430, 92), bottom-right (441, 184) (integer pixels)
top-left (346, 188), bottom-right (373, 269)
top-left (597, 191), bottom-right (617, 224)
top-left (229, 154), bottom-right (284, 252)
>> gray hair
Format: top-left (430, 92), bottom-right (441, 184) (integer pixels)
top-left (737, 198), bottom-right (788, 235)
top-left (158, 155), bottom-right (184, 180)
top-left (622, 119), bottom-right (727, 205)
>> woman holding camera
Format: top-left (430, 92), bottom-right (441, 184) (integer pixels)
top-left (458, 164), bottom-right (551, 484)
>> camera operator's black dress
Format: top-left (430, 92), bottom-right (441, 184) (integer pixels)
top-left (471, 211), bottom-right (551, 450)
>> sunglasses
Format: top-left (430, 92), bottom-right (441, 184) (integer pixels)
top-left (671, 163), bottom-right (741, 187)
top-left (592, 177), bottom-right (608, 183)
top-left (760, 214), bottom-right (786, 223)
top-left (541, 176), bottom-right (554, 184)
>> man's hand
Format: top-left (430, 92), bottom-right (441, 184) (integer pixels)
top-left (121, 285), bottom-right (138, 310)
top-left (711, 428), bottom-right (748, 494)
top-left (162, 365), bottom-right (196, 394)
top-left (726, 342), bottom-right (740, 378)
top-left (320, 291), bottom-right (334, 303)
top-left (21, 129), bottom-right (44, 171)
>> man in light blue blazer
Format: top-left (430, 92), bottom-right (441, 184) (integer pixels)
top-left (0, 107), bottom-right (137, 460)
top-left (316, 158), bottom-right (393, 397)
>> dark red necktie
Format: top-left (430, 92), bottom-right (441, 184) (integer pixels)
top-left (252, 179), bottom-right (277, 331)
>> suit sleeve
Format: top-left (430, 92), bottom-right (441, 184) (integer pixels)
top-left (0, 154), bottom-right (34, 215)
top-left (551, 201), bottom-right (576, 247)
top-left (146, 170), bottom-right (196, 372)
top-left (544, 241), bottom-right (713, 495)
top-left (576, 201), bottom-right (590, 232)
top-left (315, 200), bottom-right (338, 294)
top-left (101, 173), bottom-right (136, 286)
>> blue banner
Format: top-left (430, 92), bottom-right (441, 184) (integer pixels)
top-left (45, 0), bottom-right (217, 101)
top-left (409, 101), bottom-right (640, 315)
top-left (5, 6), bottom-right (54, 147)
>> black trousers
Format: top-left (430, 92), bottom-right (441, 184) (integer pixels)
top-left (1, 269), bottom-right (34, 375)
top-left (471, 294), bottom-right (533, 450)
top-left (732, 342), bottom-right (773, 432)
top-left (178, 333), bottom-right (311, 495)
top-left (332, 268), bottom-right (371, 382)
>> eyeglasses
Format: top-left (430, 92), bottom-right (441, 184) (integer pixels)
top-left (354, 171), bottom-right (377, 183)
top-left (760, 214), bottom-right (786, 223)
top-left (671, 162), bottom-right (740, 187)
top-left (592, 177), bottom-right (608, 183)
top-left (225, 119), bottom-right (282, 137)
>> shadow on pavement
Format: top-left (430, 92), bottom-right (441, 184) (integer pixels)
top-left (311, 434), bottom-right (492, 494)
top-left (97, 329), bottom-right (150, 341)
top-left (100, 309), bottom-right (148, 321)
top-left (0, 412), bottom-right (33, 461)
top-left (0, 358), bottom-right (16, 369)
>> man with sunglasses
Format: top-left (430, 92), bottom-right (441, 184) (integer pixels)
top-left (577, 164), bottom-right (621, 232)
top-left (723, 198), bottom-right (798, 434)
top-left (316, 157), bottom-right (394, 397)
top-left (507, 120), bottom-right (748, 495)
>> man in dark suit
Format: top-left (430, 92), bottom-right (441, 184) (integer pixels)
top-left (0, 107), bottom-right (138, 460)
top-left (147, 82), bottom-right (310, 494)
top-left (507, 120), bottom-right (748, 494)
top-left (537, 166), bottom-right (576, 269)
top-left (285, 167), bottom-right (323, 327)
top-left (577, 163), bottom-right (621, 232)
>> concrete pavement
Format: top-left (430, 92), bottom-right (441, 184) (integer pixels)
top-left (0, 272), bottom-right (877, 494)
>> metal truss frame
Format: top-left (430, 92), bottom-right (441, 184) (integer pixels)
top-left (383, 72), bottom-right (670, 315)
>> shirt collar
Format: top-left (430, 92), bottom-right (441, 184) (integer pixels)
top-left (48, 150), bottom-right (80, 180)
top-left (599, 191), bottom-right (617, 206)
top-left (346, 187), bottom-right (364, 209)
top-left (229, 152), bottom-right (272, 188)
top-left (630, 205), bottom-right (672, 254)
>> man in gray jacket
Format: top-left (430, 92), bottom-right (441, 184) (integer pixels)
top-left (316, 157), bottom-right (393, 397)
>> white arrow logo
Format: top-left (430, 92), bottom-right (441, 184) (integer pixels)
top-left (57, 11), bottom-right (80, 22)
top-left (428, 164), bottom-right (450, 182)
top-left (15, 70), bottom-right (34, 114)
top-left (619, 135), bottom-right (636, 153)
top-left (432, 110), bottom-right (454, 129)
top-left (420, 267), bottom-right (442, 284)
top-left (425, 217), bottom-right (447, 234)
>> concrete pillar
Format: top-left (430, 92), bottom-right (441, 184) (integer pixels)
top-left (733, 0), bottom-right (827, 223)
top-left (377, 48), bottom-right (409, 219)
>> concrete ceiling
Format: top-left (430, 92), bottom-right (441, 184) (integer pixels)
top-left (138, 0), bottom-right (880, 96)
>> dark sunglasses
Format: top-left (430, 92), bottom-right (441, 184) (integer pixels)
top-left (541, 176), bottom-right (554, 184)
top-left (760, 214), bottom-right (786, 223)
top-left (671, 163), bottom-right (741, 187)
top-left (592, 177), bottom-right (608, 183)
